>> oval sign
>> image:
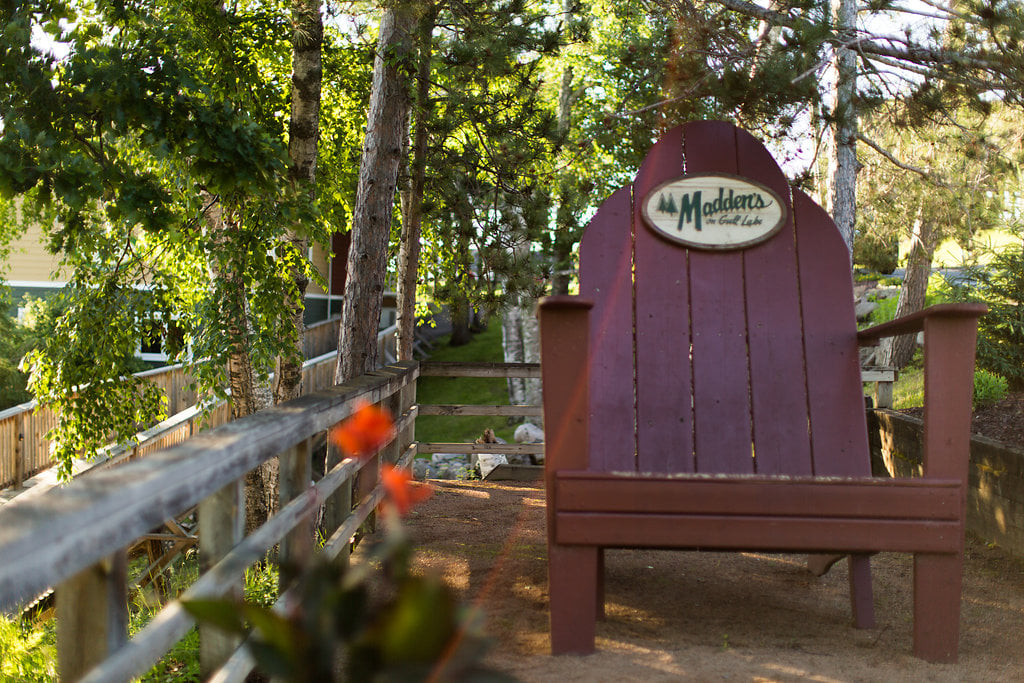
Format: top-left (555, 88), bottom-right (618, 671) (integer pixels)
top-left (641, 174), bottom-right (787, 250)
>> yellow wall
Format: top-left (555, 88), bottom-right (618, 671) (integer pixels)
top-left (4, 221), bottom-right (66, 284)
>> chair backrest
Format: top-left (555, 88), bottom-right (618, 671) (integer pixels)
top-left (580, 121), bottom-right (869, 477)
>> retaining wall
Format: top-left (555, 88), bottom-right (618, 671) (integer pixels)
top-left (868, 409), bottom-right (1024, 558)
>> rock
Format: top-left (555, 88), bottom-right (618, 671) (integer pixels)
top-left (412, 459), bottom-right (435, 480)
top-left (431, 453), bottom-right (466, 467)
top-left (506, 453), bottom-right (533, 466)
top-left (514, 422), bottom-right (544, 444)
top-left (475, 453), bottom-right (508, 478)
top-left (855, 301), bottom-right (878, 321)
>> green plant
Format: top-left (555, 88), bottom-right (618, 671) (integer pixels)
top-left (946, 243), bottom-right (1024, 389)
top-left (973, 370), bottom-right (1009, 407)
top-left (0, 616), bottom-right (56, 682)
top-left (854, 231), bottom-right (898, 274)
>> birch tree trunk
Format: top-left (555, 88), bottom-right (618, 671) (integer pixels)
top-left (274, 0), bottom-right (322, 403)
top-left (201, 191), bottom-right (276, 531)
top-left (825, 0), bottom-right (858, 257)
top-left (550, 0), bottom-right (576, 297)
top-left (396, 5), bottom-right (436, 361)
top-left (501, 306), bottom-right (527, 405)
top-left (336, 5), bottom-right (416, 384)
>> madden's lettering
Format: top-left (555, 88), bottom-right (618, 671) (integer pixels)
top-left (677, 191), bottom-right (703, 232)
top-left (673, 187), bottom-right (772, 233)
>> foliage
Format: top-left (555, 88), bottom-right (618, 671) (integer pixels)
top-left (853, 231), bottom-right (898, 275)
top-left (867, 275), bottom-right (953, 325)
top-left (184, 403), bottom-right (501, 682)
top-left (946, 242), bottom-right (1024, 389)
top-left (973, 370), bottom-right (1009, 408)
top-left (185, 523), bottom-right (508, 682)
top-left (0, 0), bottom-right (331, 474)
top-left (0, 615), bottom-right (56, 682)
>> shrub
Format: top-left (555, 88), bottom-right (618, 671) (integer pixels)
top-left (946, 243), bottom-right (1024, 389)
top-left (974, 369), bottom-right (1009, 407)
top-left (854, 232), bottom-right (899, 274)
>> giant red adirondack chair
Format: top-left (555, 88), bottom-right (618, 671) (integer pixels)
top-left (538, 121), bottom-right (986, 662)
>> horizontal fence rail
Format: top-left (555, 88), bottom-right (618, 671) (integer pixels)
top-left (0, 316), bottom-right (362, 491)
top-left (417, 362), bottom-right (545, 460)
top-left (0, 361), bottom-right (419, 681)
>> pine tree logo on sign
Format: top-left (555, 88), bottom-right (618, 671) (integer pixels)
top-left (641, 174), bottom-right (787, 250)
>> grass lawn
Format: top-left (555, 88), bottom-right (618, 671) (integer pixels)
top-left (414, 319), bottom-right (523, 446)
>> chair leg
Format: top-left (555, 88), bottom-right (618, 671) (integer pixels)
top-left (549, 543), bottom-right (599, 655)
top-left (596, 548), bottom-right (605, 620)
top-left (848, 554), bottom-right (875, 629)
top-left (913, 552), bottom-right (962, 663)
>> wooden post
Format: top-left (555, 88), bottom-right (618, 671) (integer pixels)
top-left (14, 411), bottom-right (27, 489)
top-left (874, 381), bottom-right (893, 409)
top-left (324, 440), bottom-right (353, 568)
top-left (56, 550), bottom-right (128, 681)
top-left (198, 479), bottom-right (244, 677)
top-left (279, 438), bottom-right (313, 590)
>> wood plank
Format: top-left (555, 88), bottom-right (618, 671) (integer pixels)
top-left (417, 404), bottom-right (543, 417)
top-left (792, 190), bottom-right (871, 477)
top-left (682, 122), bottom-right (754, 474)
top-left (416, 442), bottom-right (544, 455)
top-left (56, 551), bottom-right (128, 681)
top-left (556, 512), bottom-right (962, 554)
top-left (555, 474), bottom-right (962, 519)
top-left (632, 125), bottom-right (694, 473)
top-left (419, 362), bottom-right (541, 378)
top-left (734, 127), bottom-right (813, 475)
top-left (484, 464), bottom-right (544, 481)
top-left (578, 186), bottom-right (636, 472)
top-left (0, 362), bottom-right (417, 613)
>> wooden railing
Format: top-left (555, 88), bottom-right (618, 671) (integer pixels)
top-left (417, 362), bottom-right (544, 462)
top-left (0, 317), bottom-right (345, 491)
top-left (0, 361), bottom-right (418, 681)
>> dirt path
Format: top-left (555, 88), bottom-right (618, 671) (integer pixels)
top-left (404, 480), bottom-right (1024, 682)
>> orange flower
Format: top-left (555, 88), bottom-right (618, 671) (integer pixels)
top-left (380, 464), bottom-right (432, 515)
top-left (329, 400), bottom-right (396, 460)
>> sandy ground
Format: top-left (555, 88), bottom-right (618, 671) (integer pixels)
top-left (401, 479), bottom-right (1024, 683)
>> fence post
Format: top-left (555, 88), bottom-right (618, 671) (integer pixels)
top-left (324, 440), bottom-right (353, 567)
top-left (198, 479), bottom-right (244, 677)
top-left (279, 438), bottom-right (313, 590)
top-left (14, 411), bottom-right (27, 489)
top-left (56, 550), bottom-right (128, 681)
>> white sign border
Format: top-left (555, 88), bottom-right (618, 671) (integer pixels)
top-left (640, 173), bottom-right (789, 251)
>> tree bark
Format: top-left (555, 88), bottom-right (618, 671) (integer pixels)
top-left (336, 5), bottom-right (417, 384)
top-left (275, 0), bottom-right (323, 403)
top-left (501, 306), bottom-right (527, 405)
top-left (201, 191), bottom-right (277, 532)
top-left (825, 0), bottom-right (858, 257)
top-left (550, 0), bottom-right (576, 297)
top-left (396, 5), bottom-right (436, 361)
top-left (883, 209), bottom-right (936, 369)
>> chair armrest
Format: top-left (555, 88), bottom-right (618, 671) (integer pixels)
top-left (538, 295), bottom-right (595, 313)
top-left (857, 303), bottom-right (987, 347)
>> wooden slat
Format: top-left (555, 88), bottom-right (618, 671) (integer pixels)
top-left (417, 404), bottom-right (542, 417)
top-left (735, 126), bottom-right (813, 476)
top-left (792, 190), bottom-right (871, 477)
top-left (0, 362), bottom-right (418, 613)
top-left (633, 126), bottom-right (694, 473)
top-left (683, 122), bottom-right (754, 474)
top-left (555, 474), bottom-right (962, 520)
top-left (556, 513), bottom-right (962, 554)
top-left (578, 186), bottom-right (635, 472)
top-left (416, 442), bottom-right (544, 455)
top-left (419, 362), bottom-right (540, 378)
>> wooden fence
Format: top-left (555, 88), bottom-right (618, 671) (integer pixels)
top-left (417, 362), bottom-right (544, 461)
top-left (0, 317), bottom-right (347, 491)
top-left (0, 361), bottom-right (418, 682)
